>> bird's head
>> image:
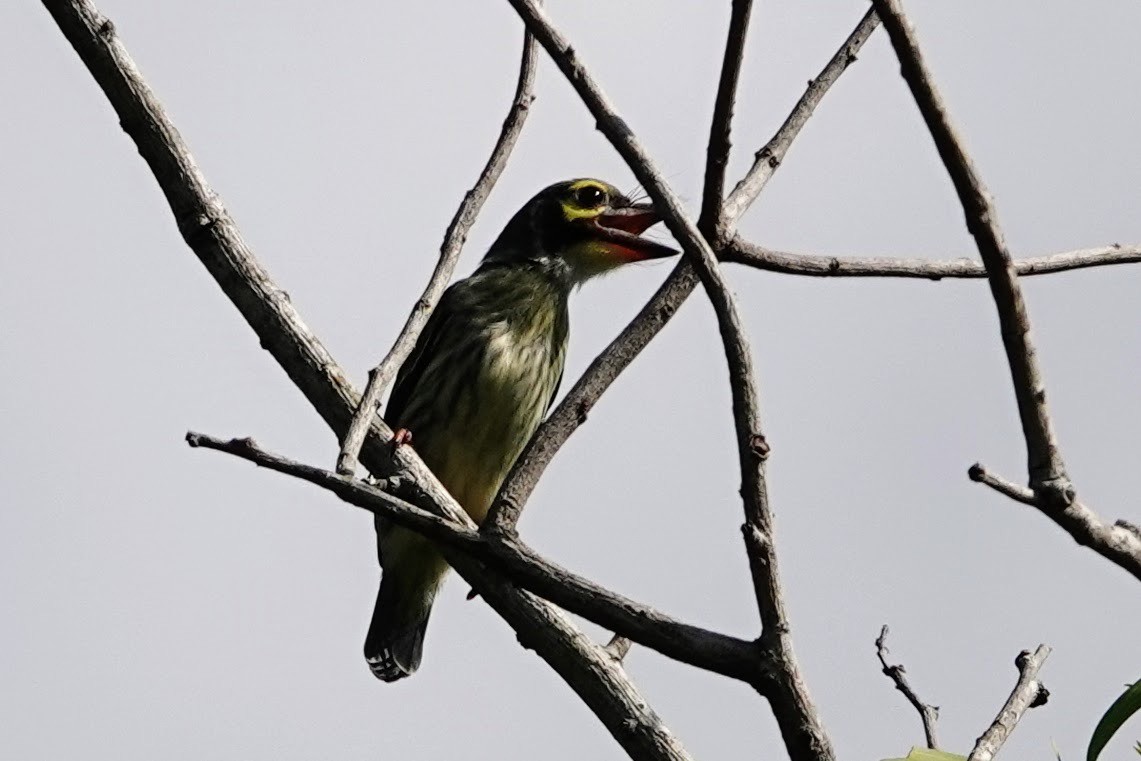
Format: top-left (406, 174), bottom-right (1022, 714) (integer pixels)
top-left (484, 178), bottom-right (677, 282)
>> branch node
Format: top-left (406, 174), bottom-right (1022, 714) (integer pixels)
top-left (575, 399), bottom-right (590, 425)
top-left (1114, 519), bottom-right (1141, 540)
top-left (1035, 477), bottom-right (1076, 509)
top-left (177, 210), bottom-right (221, 247)
top-left (748, 432), bottom-right (771, 459)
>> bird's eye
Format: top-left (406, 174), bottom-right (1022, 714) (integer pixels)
top-left (573, 185), bottom-right (607, 208)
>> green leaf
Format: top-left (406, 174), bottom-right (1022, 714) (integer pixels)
top-left (1088, 681), bottom-right (1141, 761)
top-left (881, 748), bottom-right (967, 761)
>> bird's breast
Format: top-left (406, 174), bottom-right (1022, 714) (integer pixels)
top-left (404, 316), bottom-right (566, 523)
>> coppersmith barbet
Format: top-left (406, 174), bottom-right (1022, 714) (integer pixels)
top-left (365, 178), bottom-right (675, 681)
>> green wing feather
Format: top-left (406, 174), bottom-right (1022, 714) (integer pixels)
top-left (385, 284), bottom-right (461, 427)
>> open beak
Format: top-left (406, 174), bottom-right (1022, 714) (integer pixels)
top-left (593, 202), bottom-right (678, 261)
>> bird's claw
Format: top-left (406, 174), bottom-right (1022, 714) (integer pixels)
top-left (393, 428), bottom-right (413, 449)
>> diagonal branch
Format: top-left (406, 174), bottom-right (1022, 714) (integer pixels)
top-left (967, 646), bottom-right (1052, 761)
top-left (502, 1), bottom-right (834, 758)
top-left (503, 0), bottom-right (759, 628)
top-left (43, 2), bottom-right (691, 757)
top-left (871, 0), bottom-right (1065, 489)
top-left (699, 0), bottom-right (755, 241)
top-left (872, 0), bottom-right (1141, 584)
top-left (486, 7), bottom-right (878, 534)
top-left (722, 6), bottom-right (880, 226)
top-left (336, 25), bottom-right (539, 475)
top-left (724, 239), bottom-right (1141, 279)
top-left (874, 626), bottom-right (940, 750)
top-left (188, 431), bottom-right (764, 684)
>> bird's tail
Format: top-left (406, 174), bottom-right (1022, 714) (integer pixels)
top-left (364, 527), bottom-right (448, 682)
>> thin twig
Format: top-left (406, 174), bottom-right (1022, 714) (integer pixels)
top-left (967, 646), bottom-right (1052, 761)
top-left (967, 464), bottom-right (1038, 506)
top-left (700, 0), bottom-right (755, 241)
top-left (872, 0), bottom-right (1141, 584)
top-left (874, 625), bottom-right (940, 749)
top-left (486, 7), bottom-right (877, 534)
top-left (871, 0), bottom-right (1066, 489)
top-left (725, 239), bottom-right (1141, 279)
top-left (335, 25), bottom-right (539, 475)
top-left (187, 431), bottom-right (763, 683)
top-left (502, 2), bottom-right (833, 758)
top-left (722, 6), bottom-right (880, 226)
top-left (44, 3), bottom-right (690, 756)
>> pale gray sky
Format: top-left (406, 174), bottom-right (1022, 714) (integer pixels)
top-left (3, 1), bottom-right (1139, 759)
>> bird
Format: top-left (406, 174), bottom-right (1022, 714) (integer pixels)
top-left (364, 178), bottom-right (677, 681)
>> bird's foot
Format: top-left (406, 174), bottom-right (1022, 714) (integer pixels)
top-left (392, 428), bottom-right (413, 450)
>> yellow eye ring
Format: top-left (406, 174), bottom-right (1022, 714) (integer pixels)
top-left (573, 184), bottom-right (607, 208)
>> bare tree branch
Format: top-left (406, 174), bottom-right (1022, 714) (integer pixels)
top-left (487, 7), bottom-right (878, 534)
top-left (967, 646), bottom-right (1052, 761)
top-left (969, 464), bottom-right (1141, 581)
top-left (700, 0), bottom-right (755, 241)
top-left (336, 26), bottom-right (539, 475)
top-left (42, 2), bottom-right (692, 757)
top-left (725, 239), bottom-right (1141, 279)
top-left (722, 6), bottom-right (881, 225)
top-left (870, 0), bottom-right (1066, 489)
top-left (502, 2), bottom-right (833, 758)
top-left (187, 431), bottom-right (764, 683)
top-left (874, 625), bottom-right (940, 750)
top-left (872, 0), bottom-right (1141, 584)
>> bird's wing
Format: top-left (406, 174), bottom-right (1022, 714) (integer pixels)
top-left (375, 285), bottom-right (463, 549)
top-left (543, 366), bottom-right (564, 416)
top-left (384, 284), bottom-right (461, 427)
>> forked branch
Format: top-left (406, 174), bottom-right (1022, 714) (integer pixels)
top-left (969, 464), bottom-right (1141, 581)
